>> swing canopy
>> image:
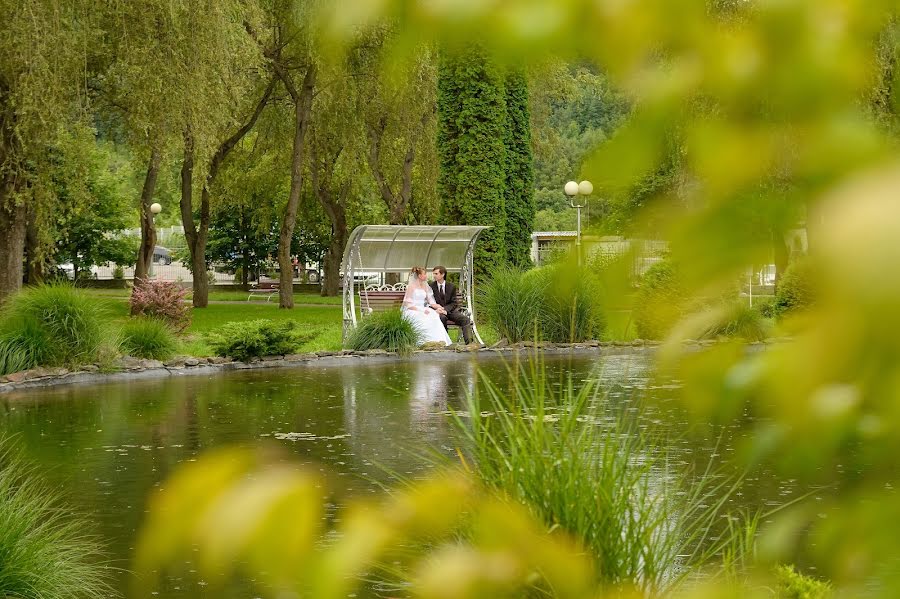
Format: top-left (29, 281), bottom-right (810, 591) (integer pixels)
top-left (340, 225), bottom-right (489, 341)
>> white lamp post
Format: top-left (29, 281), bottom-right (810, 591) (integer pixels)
top-left (149, 203), bottom-right (162, 277)
top-left (565, 180), bottom-right (592, 263)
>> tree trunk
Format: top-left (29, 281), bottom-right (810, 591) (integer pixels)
top-left (134, 147), bottom-right (162, 290)
top-left (179, 131), bottom-right (210, 308)
top-left (0, 179), bottom-right (26, 303)
top-left (276, 66), bottom-right (316, 309)
top-left (317, 181), bottom-right (349, 297)
top-left (24, 204), bottom-right (44, 284)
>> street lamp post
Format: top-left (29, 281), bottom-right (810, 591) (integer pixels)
top-left (149, 203), bottom-right (162, 278)
top-left (564, 180), bottom-right (592, 263)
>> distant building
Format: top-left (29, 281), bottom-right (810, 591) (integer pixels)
top-left (531, 232), bottom-right (668, 276)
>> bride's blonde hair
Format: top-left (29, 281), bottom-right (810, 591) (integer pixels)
top-left (410, 266), bottom-right (426, 276)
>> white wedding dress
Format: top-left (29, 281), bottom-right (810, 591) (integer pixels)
top-left (401, 286), bottom-right (452, 346)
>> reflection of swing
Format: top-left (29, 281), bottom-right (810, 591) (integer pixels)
top-left (340, 225), bottom-right (489, 345)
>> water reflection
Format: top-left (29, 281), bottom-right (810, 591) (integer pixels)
top-left (0, 352), bottom-right (782, 598)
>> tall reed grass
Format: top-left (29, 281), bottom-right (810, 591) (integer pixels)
top-left (0, 441), bottom-right (114, 598)
top-left (451, 360), bottom-right (749, 594)
top-left (0, 285), bottom-right (104, 374)
top-left (479, 262), bottom-right (605, 343)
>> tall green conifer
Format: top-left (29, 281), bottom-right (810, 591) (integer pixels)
top-left (503, 70), bottom-right (535, 268)
top-left (438, 47), bottom-right (508, 275)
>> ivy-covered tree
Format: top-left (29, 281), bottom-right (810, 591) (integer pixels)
top-left (438, 46), bottom-right (508, 275)
top-left (502, 69), bottom-right (535, 268)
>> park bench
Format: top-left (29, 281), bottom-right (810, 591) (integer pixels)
top-left (358, 284), bottom-right (470, 334)
top-left (247, 279), bottom-right (279, 302)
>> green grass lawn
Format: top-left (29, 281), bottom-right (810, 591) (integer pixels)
top-left (100, 295), bottom-right (344, 356)
top-left (91, 289), bottom-right (634, 360)
top-left (80, 287), bottom-right (341, 305)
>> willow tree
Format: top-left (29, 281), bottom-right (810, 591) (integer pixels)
top-left (246, 0), bottom-right (319, 309)
top-left (438, 46), bottom-right (508, 275)
top-left (353, 30), bottom-right (439, 226)
top-left (173, 2), bottom-right (269, 307)
top-left (0, 0), bottom-right (94, 302)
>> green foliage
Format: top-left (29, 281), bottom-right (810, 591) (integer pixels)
top-left (438, 46), bottom-right (508, 275)
top-left (453, 362), bottom-right (748, 593)
top-left (347, 309), bottom-right (422, 355)
top-left (480, 262), bottom-right (605, 343)
top-left (634, 259), bottom-right (687, 340)
top-left (135, 448), bottom-right (596, 599)
top-left (0, 285), bottom-right (103, 371)
top-left (205, 319), bottom-right (318, 361)
top-left (502, 69), bottom-right (535, 268)
top-left (775, 565), bottom-right (831, 599)
top-left (50, 127), bottom-right (139, 275)
top-left (0, 441), bottom-right (113, 599)
top-left (773, 258), bottom-right (817, 318)
top-left (119, 318), bottom-right (178, 361)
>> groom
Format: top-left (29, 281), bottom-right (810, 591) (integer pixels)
top-left (430, 266), bottom-right (473, 344)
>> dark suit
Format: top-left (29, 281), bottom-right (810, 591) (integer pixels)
top-left (429, 280), bottom-right (473, 344)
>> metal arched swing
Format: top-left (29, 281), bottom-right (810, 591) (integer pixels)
top-left (341, 225), bottom-right (489, 345)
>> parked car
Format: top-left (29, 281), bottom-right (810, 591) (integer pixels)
top-left (152, 246), bottom-right (172, 265)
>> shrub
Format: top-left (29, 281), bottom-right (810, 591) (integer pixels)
top-left (0, 285), bottom-right (103, 372)
top-left (113, 265), bottom-right (125, 280)
top-left (773, 258), bottom-right (817, 318)
top-left (119, 318), bottom-right (178, 361)
top-left (453, 362), bottom-right (749, 593)
top-left (130, 280), bottom-right (191, 331)
top-left (775, 565), bottom-right (831, 598)
top-left (634, 259), bottom-right (687, 339)
top-left (206, 319), bottom-right (318, 361)
top-left (0, 441), bottom-right (113, 599)
top-left (753, 296), bottom-right (777, 319)
top-left (347, 309), bottom-right (422, 355)
top-left (478, 267), bottom-right (543, 342)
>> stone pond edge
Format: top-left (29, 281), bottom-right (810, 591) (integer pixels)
top-left (0, 338), bottom-right (782, 394)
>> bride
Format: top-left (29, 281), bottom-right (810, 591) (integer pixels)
top-left (401, 266), bottom-right (452, 346)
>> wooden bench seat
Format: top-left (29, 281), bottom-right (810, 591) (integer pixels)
top-left (247, 280), bottom-right (279, 302)
top-left (358, 288), bottom-right (468, 329)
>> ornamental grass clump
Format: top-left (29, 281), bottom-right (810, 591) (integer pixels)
top-left (0, 284), bottom-right (104, 374)
top-left (478, 266), bottom-right (542, 343)
top-left (119, 318), bottom-right (178, 361)
top-left (479, 261), bottom-right (605, 343)
top-left (452, 361), bottom-right (748, 593)
top-left (129, 280), bottom-right (191, 331)
top-left (206, 319), bottom-right (318, 361)
top-left (347, 309), bottom-right (422, 355)
top-left (0, 441), bottom-right (113, 599)
top-left (532, 261), bottom-right (605, 343)
top-left (699, 301), bottom-right (772, 342)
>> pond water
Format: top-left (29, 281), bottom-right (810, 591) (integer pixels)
top-left (0, 351), bottom-right (792, 598)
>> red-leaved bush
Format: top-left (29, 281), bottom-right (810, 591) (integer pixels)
top-left (129, 281), bottom-right (191, 331)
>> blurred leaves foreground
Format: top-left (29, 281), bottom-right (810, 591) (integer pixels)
top-left (141, 1), bottom-right (900, 596)
top-left (134, 446), bottom-right (601, 599)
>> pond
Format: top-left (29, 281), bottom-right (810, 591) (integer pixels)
top-left (0, 351), bottom-right (793, 597)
